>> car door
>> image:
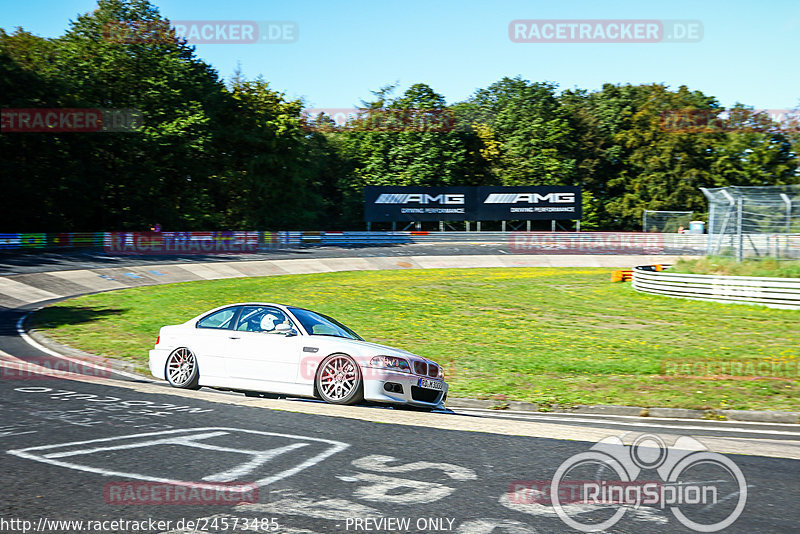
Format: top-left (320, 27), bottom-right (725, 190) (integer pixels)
top-left (192, 305), bottom-right (241, 379)
top-left (225, 305), bottom-right (302, 386)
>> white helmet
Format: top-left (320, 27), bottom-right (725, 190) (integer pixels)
top-left (260, 313), bottom-right (281, 331)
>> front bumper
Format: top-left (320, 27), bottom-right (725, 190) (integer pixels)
top-left (361, 367), bottom-right (448, 409)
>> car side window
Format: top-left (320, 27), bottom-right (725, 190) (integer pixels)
top-left (235, 306), bottom-right (293, 333)
top-left (197, 307), bottom-right (239, 329)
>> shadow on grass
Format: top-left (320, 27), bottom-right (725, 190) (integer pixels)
top-left (30, 305), bottom-right (126, 330)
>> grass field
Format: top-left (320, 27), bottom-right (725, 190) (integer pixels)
top-left (30, 267), bottom-right (799, 411)
top-left (672, 256), bottom-right (800, 278)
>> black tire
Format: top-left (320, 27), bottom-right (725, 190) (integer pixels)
top-left (315, 353), bottom-right (364, 405)
top-left (164, 347), bottom-right (200, 389)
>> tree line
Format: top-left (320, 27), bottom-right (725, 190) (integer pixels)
top-left (1, 0), bottom-right (798, 232)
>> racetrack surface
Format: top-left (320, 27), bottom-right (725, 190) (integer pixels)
top-left (1, 248), bottom-right (798, 533)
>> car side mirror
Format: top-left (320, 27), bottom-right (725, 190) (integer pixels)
top-left (270, 323), bottom-right (297, 336)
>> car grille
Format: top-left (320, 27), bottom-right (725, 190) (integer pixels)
top-left (410, 386), bottom-right (442, 404)
top-left (413, 361), bottom-right (440, 377)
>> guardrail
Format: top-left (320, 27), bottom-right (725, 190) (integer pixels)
top-left (0, 231), bottom-right (708, 255)
top-left (632, 266), bottom-right (800, 310)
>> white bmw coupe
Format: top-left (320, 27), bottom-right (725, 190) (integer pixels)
top-left (149, 303), bottom-right (448, 409)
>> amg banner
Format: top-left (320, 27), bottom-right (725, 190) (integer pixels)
top-left (364, 186), bottom-right (581, 222)
top-left (476, 186), bottom-right (581, 221)
top-left (364, 186), bottom-right (471, 222)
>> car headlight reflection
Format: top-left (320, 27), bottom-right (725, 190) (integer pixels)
top-left (370, 355), bottom-right (411, 373)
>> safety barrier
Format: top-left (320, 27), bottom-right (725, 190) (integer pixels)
top-left (0, 231), bottom-right (708, 255)
top-left (632, 266), bottom-right (800, 310)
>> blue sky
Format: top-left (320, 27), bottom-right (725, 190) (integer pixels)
top-left (3, 0), bottom-right (799, 110)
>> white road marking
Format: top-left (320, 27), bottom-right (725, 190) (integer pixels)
top-left (41, 431), bottom-right (231, 458)
top-left (204, 443), bottom-right (309, 482)
top-left (457, 519), bottom-right (538, 534)
top-left (350, 472), bottom-right (454, 504)
top-left (8, 427), bottom-right (349, 489)
top-left (352, 454), bottom-right (477, 480)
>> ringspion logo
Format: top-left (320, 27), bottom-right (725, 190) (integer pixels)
top-left (514, 433), bottom-right (747, 532)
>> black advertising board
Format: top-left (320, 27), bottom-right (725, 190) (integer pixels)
top-left (476, 186), bottom-right (581, 221)
top-left (363, 186), bottom-right (582, 222)
top-left (363, 186), bottom-right (473, 222)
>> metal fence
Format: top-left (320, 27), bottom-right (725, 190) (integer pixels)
top-left (0, 230), bottom-right (709, 256)
top-left (701, 185), bottom-right (800, 261)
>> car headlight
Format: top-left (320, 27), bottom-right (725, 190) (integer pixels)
top-left (370, 355), bottom-right (411, 373)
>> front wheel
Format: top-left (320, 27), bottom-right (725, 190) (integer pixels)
top-left (165, 347), bottom-right (200, 389)
top-left (315, 353), bottom-right (364, 405)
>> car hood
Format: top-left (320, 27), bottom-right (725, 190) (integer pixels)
top-left (308, 336), bottom-right (432, 363)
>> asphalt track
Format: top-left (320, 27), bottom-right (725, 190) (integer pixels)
top-left (1, 245), bottom-right (798, 533)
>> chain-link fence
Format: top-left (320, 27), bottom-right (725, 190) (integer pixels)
top-left (642, 210), bottom-right (694, 233)
top-left (701, 185), bottom-right (800, 260)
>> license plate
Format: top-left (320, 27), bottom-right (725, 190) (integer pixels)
top-left (418, 378), bottom-right (444, 391)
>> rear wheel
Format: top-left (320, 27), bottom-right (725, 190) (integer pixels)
top-left (315, 353), bottom-right (364, 405)
top-left (165, 347), bottom-right (200, 389)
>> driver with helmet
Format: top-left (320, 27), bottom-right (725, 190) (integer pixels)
top-left (259, 310), bottom-right (289, 332)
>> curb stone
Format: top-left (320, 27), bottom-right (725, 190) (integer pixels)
top-left (447, 398), bottom-right (800, 424)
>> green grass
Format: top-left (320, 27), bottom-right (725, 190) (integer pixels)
top-left (30, 267), bottom-right (800, 411)
top-left (672, 256), bottom-right (800, 278)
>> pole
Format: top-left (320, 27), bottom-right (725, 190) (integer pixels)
top-left (706, 203), bottom-right (715, 255)
top-left (736, 196), bottom-right (743, 262)
top-left (502, 221), bottom-right (506, 232)
top-left (576, 219), bottom-right (581, 232)
top-left (781, 193), bottom-right (792, 259)
top-left (551, 220), bottom-right (556, 232)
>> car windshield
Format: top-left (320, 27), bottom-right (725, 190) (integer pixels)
top-left (288, 307), bottom-right (363, 340)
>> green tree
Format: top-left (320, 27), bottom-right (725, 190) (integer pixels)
top-left (458, 76), bottom-right (577, 186)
